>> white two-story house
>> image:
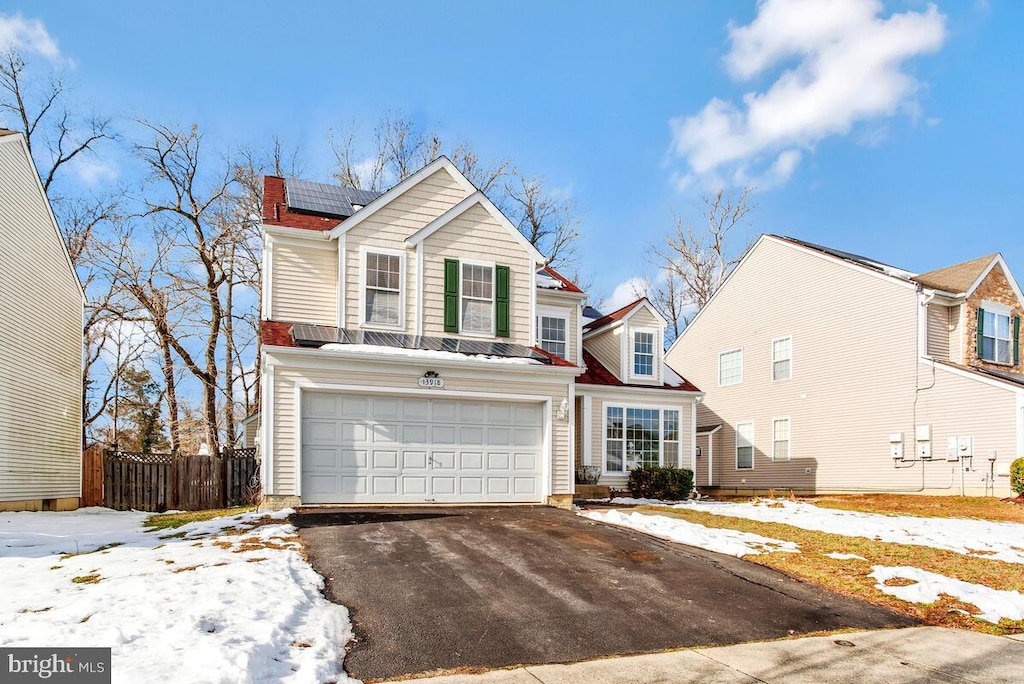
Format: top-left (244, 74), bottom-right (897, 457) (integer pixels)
top-left (259, 158), bottom-right (582, 507)
top-left (668, 234), bottom-right (1022, 497)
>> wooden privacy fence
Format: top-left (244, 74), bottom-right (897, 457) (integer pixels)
top-left (82, 448), bottom-right (259, 512)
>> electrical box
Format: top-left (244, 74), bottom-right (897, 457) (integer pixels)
top-left (956, 436), bottom-right (973, 459)
top-left (889, 432), bottom-right (904, 459)
top-left (915, 425), bottom-right (931, 459)
top-left (947, 437), bottom-right (958, 460)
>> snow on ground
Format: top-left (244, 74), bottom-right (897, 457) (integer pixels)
top-left (869, 566), bottom-right (1024, 624)
top-left (0, 507), bottom-right (357, 683)
top-left (581, 509), bottom-right (799, 557)
top-left (826, 552), bottom-right (868, 561)
top-left (609, 497), bottom-right (1024, 564)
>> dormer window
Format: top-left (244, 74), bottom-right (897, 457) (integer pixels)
top-left (362, 249), bottom-right (404, 328)
top-left (977, 302), bottom-right (1019, 365)
top-left (538, 314), bottom-right (568, 358)
top-left (632, 329), bottom-right (656, 377)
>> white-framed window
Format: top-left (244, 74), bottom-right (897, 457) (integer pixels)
top-left (980, 302), bottom-right (1012, 364)
top-left (632, 329), bottom-right (656, 377)
top-left (538, 314), bottom-right (568, 358)
top-left (772, 337), bottom-right (792, 381)
top-left (736, 421), bottom-right (754, 470)
top-left (719, 349), bottom-right (743, 386)
top-left (362, 248), bottom-right (404, 327)
top-left (772, 418), bottom-right (790, 461)
top-left (604, 405), bottom-right (682, 473)
top-left (461, 260), bottom-right (494, 335)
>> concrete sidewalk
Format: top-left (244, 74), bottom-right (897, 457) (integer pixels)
top-left (398, 627), bottom-right (1024, 683)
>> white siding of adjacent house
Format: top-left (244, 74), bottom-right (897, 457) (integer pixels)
top-left (342, 168), bottom-right (469, 331)
top-left (268, 236), bottom-right (338, 325)
top-left (926, 303), bottom-right (950, 361)
top-left (421, 204), bottom-right (536, 347)
top-left (265, 350), bottom-right (574, 498)
top-left (668, 236), bottom-right (986, 493)
top-left (0, 136), bottom-right (82, 504)
top-left (536, 290), bottom-right (581, 365)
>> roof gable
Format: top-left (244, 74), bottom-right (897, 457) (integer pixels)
top-left (582, 297), bottom-right (664, 337)
top-left (912, 253), bottom-right (997, 294)
top-left (577, 350), bottom-right (700, 392)
top-left (405, 190), bottom-right (545, 263)
top-left (0, 132), bottom-right (83, 298)
top-left (327, 156), bottom-right (476, 239)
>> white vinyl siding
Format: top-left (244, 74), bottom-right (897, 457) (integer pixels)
top-left (772, 337), bottom-right (792, 381)
top-left (586, 328), bottom-right (623, 380)
top-left (736, 422), bottom-right (754, 470)
top-left (772, 418), bottom-right (790, 462)
top-left (926, 304), bottom-right (950, 361)
top-left (269, 238), bottom-right (338, 326)
top-left (719, 349), bottom-right (743, 386)
top-left (0, 136), bottom-right (82, 503)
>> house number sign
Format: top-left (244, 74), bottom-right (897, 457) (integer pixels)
top-left (418, 371), bottom-right (445, 389)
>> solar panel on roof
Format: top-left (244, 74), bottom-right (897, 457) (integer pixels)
top-left (286, 179), bottom-right (381, 218)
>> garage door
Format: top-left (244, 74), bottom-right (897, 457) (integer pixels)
top-left (300, 392), bottom-right (544, 504)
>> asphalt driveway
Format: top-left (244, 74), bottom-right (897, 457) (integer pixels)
top-left (293, 506), bottom-right (914, 681)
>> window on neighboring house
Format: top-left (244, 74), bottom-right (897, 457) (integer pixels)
top-left (461, 262), bottom-right (494, 335)
top-left (633, 330), bottom-right (656, 377)
top-left (772, 337), bottom-right (792, 381)
top-left (736, 422), bottom-right (754, 470)
top-left (364, 251), bottom-right (402, 326)
top-left (538, 315), bottom-right (567, 358)
top-left (772, 418), bottom-right (790, 461)
top-left (978, 305), bottom-right (1018, 365)
top-left (719, 349), bottom-right (743, 386)
top-left (604, 406), bottom-right (681, 473)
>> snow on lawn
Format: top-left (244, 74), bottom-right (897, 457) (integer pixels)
top-left (582, 509), bottom-right (799, 557)
top-left (869, 566), bottom-right (1024, 624)
top-left (610, 498), bottom-right (1024, 564)
top-left (0, 507), bottom-right (357, 683)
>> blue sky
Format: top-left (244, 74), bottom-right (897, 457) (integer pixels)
top-left (3, 0), bottom-right (1021, 311)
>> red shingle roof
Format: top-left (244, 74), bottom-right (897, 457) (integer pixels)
top-left (577, 350), bottom-right (700, 392)
top-left (582, 298), bottom-right (646, 332)
top-left (262, 176), bottom-right (343, 232)
top-left (539, 265), bottom-right (584, 293)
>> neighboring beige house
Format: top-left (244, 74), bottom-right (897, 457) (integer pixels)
top-left (259, 158), bottom-right (582, 507)
top-left (574, 298), bottom-right (703, 489)
top-left (0, 129), bottom-right (83, 511)
top-left (667, 234), bottom-right (1022, 497)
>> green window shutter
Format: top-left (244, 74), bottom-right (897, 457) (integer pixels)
top-left (1014, 315), bottom-right (1020, 365)
top-left (495, 265), bottom-right (510, 338)
top-left (976, 308), bottom-right (985, 360)
top-left (444, 259), bottom-right (459, 332)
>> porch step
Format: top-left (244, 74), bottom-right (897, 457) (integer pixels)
top-left (575, 484), bottom-right (611, 500)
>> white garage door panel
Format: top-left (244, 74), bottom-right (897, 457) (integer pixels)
top-left (300, 393), bottom-right (544, 504)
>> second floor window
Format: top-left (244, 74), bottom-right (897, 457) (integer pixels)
top-left (633, 330), bottom-right (655, 376)
top-left (719, 349), bottom-right (743, 386)
top-left (979, 307), bottom-right (1013, 364)
top-left (364, 252), bottom-right (402, 326)
top-left (539, 315), bottom-right (567, 357)
top-left (461, 262), bottom-right (494, 335)
top-left (772, 337), bottom-right (792, 381)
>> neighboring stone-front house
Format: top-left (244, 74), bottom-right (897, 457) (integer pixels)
top-left (0, 129), bottom-right (84, 511)
top-left (667, 234), bottom-right (1022, 497)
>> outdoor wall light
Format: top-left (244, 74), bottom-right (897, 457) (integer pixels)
top-left (557, 398), bottom-right (569, 421)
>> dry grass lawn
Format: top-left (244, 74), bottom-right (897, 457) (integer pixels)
top-left (143, 506), bottom-right (256, 532)
top-left (799, 493), bottom-right (1024, 524)
top-left (631, 501), bottom-right (1024, 636)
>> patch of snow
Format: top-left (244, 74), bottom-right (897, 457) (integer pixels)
top-left (535, 271), bottom-right (564, 289)
top-left (826, 552), bottom-right (868, 561)
top-left (581, 509), bottom-right (799, 558)
top-left (319, 342), bottom-right (541, 365)
top-left (869, 566), bottom-right (1024, 624)
top-left (0, 508), bottom-right (357, 683)
top-left (658, 499), bottom-right (1024, 565)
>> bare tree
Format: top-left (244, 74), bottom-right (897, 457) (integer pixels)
top-left (505, 172), bottom-right (582, 270)
top-left (648, 188), bottom-right (754, 330)
top-left (0, 48), bottom-right (115, 195)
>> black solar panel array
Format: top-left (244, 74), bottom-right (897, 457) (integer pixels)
top-left (286, 179), bottom-right (380, 218)
top-left (291, 324), bottom-right (550, 363)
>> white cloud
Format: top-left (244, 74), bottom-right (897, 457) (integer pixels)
top-left (0, 13), bottom-right (62, 62)
top-left (603, 276), bottom-right (647, 313)
top-left (68, 156), bottom-right (118, 187)
top-left (670, 0), bottom-right (946, 189)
